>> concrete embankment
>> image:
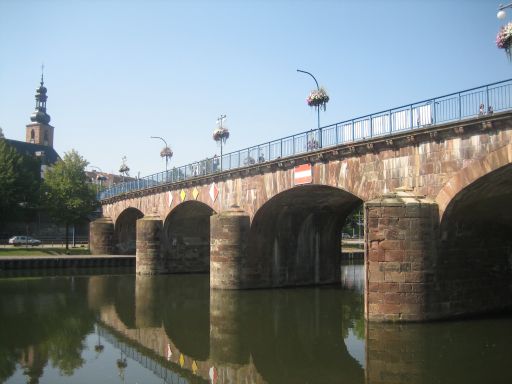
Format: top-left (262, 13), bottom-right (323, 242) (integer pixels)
top-left (0, 255), bottom-right (135, 270)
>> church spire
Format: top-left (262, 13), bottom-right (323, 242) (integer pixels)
top-left (30, 65), bottom-right (51, 124)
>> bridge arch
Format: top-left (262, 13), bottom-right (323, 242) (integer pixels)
top-left (436, 162), bottom-right (512, 317)
top-left (436, 141), bottom-right (512, 221)
top-left (163, 201), bottom-right (216, 273)
top-left (114, 207), bottom-right (143, 255)
top-left (247, 184), bottom-right (362, 287)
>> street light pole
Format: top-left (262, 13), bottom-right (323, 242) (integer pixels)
top-left (89, 165), bottom-right (106, 192)
top-left (297, 69), bottom-right (320, 129)
top-left (150, 136), bottom-right (171, 174)
top-left (297, 69), bottom-right (327, 149)
top-left (213, 115), bottom-right (229, 171)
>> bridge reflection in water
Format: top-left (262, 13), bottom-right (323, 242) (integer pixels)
top-left (93, 273), bottom-right (365, 384)
top-left (1, 269), bottom-right (511, 383)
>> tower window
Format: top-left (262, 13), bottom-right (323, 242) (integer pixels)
top-left (30, 129), bottom-right (35, 144)
top-left (44, 131), bottom-right (48, 146)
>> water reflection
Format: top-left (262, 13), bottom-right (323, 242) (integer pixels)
top-left (0, 268), bottom-right (511, 383)
top-left (341, 256), bottom-right (364, 293)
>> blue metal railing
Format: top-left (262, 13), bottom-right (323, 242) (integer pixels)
top-left (100, 79), bottom-right (512, 200)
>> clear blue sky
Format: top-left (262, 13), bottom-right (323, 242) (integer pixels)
top-left (0, 0), bottom-right (510, 177)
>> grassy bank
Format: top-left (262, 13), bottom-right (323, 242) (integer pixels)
top-left (0, 247), bottom-right (91, 256)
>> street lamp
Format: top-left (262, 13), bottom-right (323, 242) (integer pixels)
top-left (497, 3), bottom-right (512, 19)
top-left (212, 115), bottom-right (229, 171)
top-left (119, 156), bottom-right (130, 182)
top-left (90, 166), bottom-right (107, 192)
top-left (297, 69), bottom-right (329, 148)
top-left (150, 136), bottom-right (173, 174)
top-left (297, 69), bottom-right (320, 129)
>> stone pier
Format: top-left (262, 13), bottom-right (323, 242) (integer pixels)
top-left (210, 206), bottom-right (250, 289)
top-left (136, 216), bottom-right (165, 275)
top-left (365, 188), bottom-right (439, 322)
top-left (89, 218), bottom-right (114, 255)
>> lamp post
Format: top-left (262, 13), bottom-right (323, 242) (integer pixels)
top-left (497, 3), bottom-right (512, 19)
top-left (212, 115), bottom-right (229, 171)
top-left (297, 69), bottom-right (329, 149)
top-left (297, 69), bottom-right (321, 129)
top-left (496, 3), bottom-right (512, 61)
top-left (150, 136), bottom-right (173, 175)
top-left (90, 165), bottom-right (107, 191)
top-left (119, 156), bottom-right (130, 183)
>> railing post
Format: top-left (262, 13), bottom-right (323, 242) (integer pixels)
top-left (486, 86), bottom-right (490, 112)
top-left (351, 120), bottom-right (355, 142)
top-left (318, 128), bottom-right (323, 148)
top-left (280, 139), bottom-right (283, 158)
top-left (369, 116), bottom-right (373, 138)
top-left (433, 99), bottom-right (437, 125)
top-left (335, 124), bottom-right (339, 145)
top-left (389, 111), bottom-right (392, 133)
top-left (458, 93), bottom-right (461, 120)
top-left (410, 105), bottom-right (413, 129)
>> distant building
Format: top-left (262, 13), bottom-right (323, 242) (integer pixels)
top-left (3, 72), bottom-right (60, 177)
top-left (0, 73), bottom-right (85, 241)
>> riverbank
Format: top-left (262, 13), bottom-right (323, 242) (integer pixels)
top-left (0, 247), bottom-right (91, 256)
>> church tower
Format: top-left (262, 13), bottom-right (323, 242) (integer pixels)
top-left (25, 70), bottom-right (54, 147)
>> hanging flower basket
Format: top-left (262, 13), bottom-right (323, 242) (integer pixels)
top-left (160, 146), bottom-right (173, 158)
top-left (496, 22), bottom-right (512, 60)
top-left (213, 127), bottom-right (230, 143)
top-left (307, 87), bottom-right (330, 111)
top-left (119, 164), bottom-right (130, 174)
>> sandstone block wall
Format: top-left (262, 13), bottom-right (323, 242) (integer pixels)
top-left (365, 188), bottom-right (438, 321)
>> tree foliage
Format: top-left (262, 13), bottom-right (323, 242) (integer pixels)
top-left (42, 150), bottom-right (97, 247)
top-left (0, 139), bottom-right (41, 229)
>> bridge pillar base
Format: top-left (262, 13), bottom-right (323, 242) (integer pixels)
top-left (89, 218), bottom-right (114, 255)
top-left (136, 216), bottom-right (165, 275)
top-left (210, 206), bottom-right (250, 289)
top-left (365, 188), bottom-right (439, 322)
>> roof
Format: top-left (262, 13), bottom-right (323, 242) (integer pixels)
top-left (4, 139), bottom-right (60, 164)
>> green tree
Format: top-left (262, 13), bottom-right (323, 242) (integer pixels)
top-left (0, 139), bottom-right (41, 231)
top-left (42, 150), bottom-right (97, 249)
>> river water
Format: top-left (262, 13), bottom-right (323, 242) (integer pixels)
top-left (0, 261), bottom-right (511, 384)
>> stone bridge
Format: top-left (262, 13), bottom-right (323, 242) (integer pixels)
top-left (91, 109), bottom-right (512, 322)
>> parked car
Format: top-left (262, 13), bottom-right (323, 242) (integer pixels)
top-left (8, 236), bottom-right (42, 246)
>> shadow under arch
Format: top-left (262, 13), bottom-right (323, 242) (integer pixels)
top-left (248, 184), bottom-right (362, 288)
top-left (114, 207), bottom-right (143, 255)
top-left (436, 163), bottom-right (512, 317)
top-left (163, 201), bottom-right (215, 273)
